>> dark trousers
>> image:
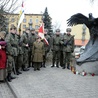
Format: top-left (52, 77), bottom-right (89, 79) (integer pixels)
top-left (34, 62), bottom-right (42, 70)
top-left (52, 51), bottom-right (60, 66)
top-left (63, 52), bottom-right (71, 68)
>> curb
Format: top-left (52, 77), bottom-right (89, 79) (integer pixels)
top-left (6, 81), bottom-right (21, 98)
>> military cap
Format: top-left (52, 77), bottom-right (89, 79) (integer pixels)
top-left (30, 28), bottom-right (35, 31)
top-left (56, 29), bottom-right (60, 32)
top-left (66, 28), bottom-right (71, 32)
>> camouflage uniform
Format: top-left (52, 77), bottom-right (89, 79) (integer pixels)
top-left (28, 28), bottom-right (37, 67)
top-left (62, 28), bottom-right (75, 69)
top-left (16, 34), bottom-right (23, 74)
top-left (51, 29), bottom-right (62, 68)
top-left (5, 31), bottom-right (17, 81)
top-left (42, 33), bottom-right (50, 67)
top-left (20, 28), bottom-right (30, 71)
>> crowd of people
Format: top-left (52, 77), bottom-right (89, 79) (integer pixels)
top-left (0, 26), bottom-right (75, 83)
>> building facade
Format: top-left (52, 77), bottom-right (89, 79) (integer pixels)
top-left (6, 14), bottom-right (42, 34)
top-left (71, 24), bottom-right (90, 46)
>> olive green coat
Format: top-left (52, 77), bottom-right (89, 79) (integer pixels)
top-left (52, 34), bottom-right (62, 51)
top-left (62, 34), bottom-right (74, 52)
top-left (5, 33), bottom-right (18, 56)
top-left (32, 41), bottom-right (45, 62)
top-left (28, 33), bottom-right (37, 49)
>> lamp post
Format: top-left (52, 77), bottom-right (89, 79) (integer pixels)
top-left (82, 24), bottom-right (86, 44)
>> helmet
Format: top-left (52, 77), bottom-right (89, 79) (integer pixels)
top-left (10, 25), bottom-right (17, 30)
top-left (56, 29), bottom-right (60, 32)
top-left (66, 28), bottom-right (71, 32)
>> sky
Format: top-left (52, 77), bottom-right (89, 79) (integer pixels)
top-left (17, 0), bottom-right (98, 32)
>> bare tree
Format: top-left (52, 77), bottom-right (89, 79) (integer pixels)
top-left (52, 21), bottom-right (61, 33)
top-left (0, 0), bottom-right (20, 13)
top-left (0, 0), bottom-right (20, 31)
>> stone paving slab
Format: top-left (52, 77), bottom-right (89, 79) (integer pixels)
top-left (0, 82), bottom-right (15, 98)
top-left (9, 65), bottom-right (98, 98)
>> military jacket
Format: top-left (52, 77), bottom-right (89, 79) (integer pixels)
top-left (5, 33), bottom-right (18, 56)
top-left (32, 41), bottom-right (45, 62)
top-left (62, 34), bottom-right (74, 52)
top-left (28, 33), bottom-right (37, 49)
top-left (16, 34), bottom-right (23, 55)
top-left (52, 34), bottom-right (62, 51)
top-left (20, 32), bottom-right (29, 53)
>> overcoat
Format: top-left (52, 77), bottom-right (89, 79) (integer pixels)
top-left (0, 43), bottom-right (7, 69)
top-left (32, 41), bottom-right (45, 62)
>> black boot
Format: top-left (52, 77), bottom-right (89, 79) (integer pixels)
top-left (62, 65), bottom-right (66, 69)
top-left (32, 62), bottom-right (34, 68)
top-left (43, 61), bottom-right (46, 68)
top-left (67, 64), bottom-right (70, 70)
top-left (51, 61), bottom-right (55, 67)
top-left (16, 69), bottom-right (22, 75)
top-left (56, 62), bottom-right (59, 68)
top-left (7, 73), bottom-right (12, 82)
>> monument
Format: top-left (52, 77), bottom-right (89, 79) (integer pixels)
top-left (67, 13), bottom-right (98, 74)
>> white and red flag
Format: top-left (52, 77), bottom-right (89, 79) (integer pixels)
top-left (38, 23), bottom-right (49, 45)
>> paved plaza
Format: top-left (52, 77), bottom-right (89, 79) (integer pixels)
top-left (0, 82), bottom-right (14, 98)
top-left (6, 64), bottom-right (98, 98)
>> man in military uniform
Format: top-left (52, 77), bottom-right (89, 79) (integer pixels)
top-left (28, 28), bottom-right (37, 68)
top-left (5, 26), bottom-right (17, 82)
top-left (20, 27), bottom-right (30, 71)
top-left (51, 29), bottom-right (62, 68)
top-left (62, 28), bottom-right (75, 69)
top-left (32, 36), bottom-right (45, 71)
top-left (42, 29), bottom-right (50, 68)
top-left (16, 32), bottom-right (23, 74)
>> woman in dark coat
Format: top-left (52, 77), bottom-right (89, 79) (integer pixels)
top-left (0, 31), bottom-right (7, 82)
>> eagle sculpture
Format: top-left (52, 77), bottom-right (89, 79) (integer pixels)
top-left (67, 13), bottom-right (98, 64)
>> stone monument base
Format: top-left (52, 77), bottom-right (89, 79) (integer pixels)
top-left (76, 61), bottom-right (98, 75)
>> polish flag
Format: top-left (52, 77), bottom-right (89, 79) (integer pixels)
top-left (38, 23), bottom-right (49, 45)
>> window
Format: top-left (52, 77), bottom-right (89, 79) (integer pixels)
top-left (11, 18), bottom-right (15, 22)
top-left (30, 19), bottom-right (32, 22)
top-left (23, 19), bottom-right (26, 23)
top-left (36, 19), bottom-right (39, 23)
top-left (35, 25), bottom-right (39, 29)
top-left (23, 25), bottom-right (26, 29)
